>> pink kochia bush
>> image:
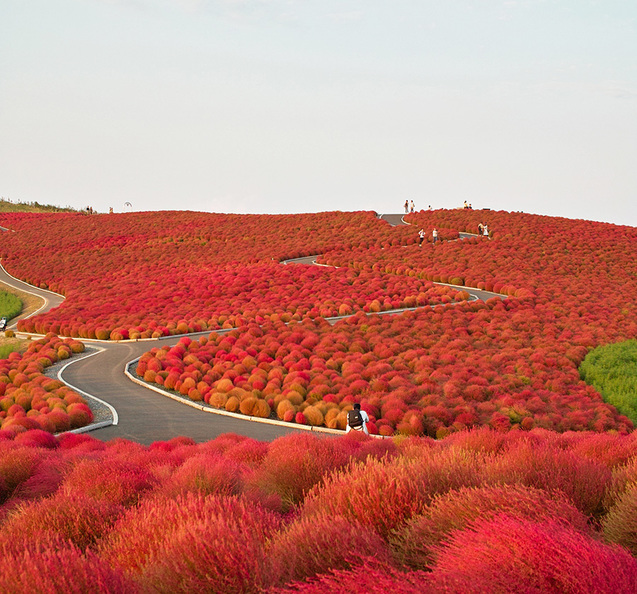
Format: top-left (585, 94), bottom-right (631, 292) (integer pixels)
top-left (0, 333), bottom-right (92, 437)
top-left (1, 428), bottom-right (637, 592)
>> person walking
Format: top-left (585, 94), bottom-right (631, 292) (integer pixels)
top-left (404, 200), bottom-right (409, 214)
top-left (432, 228), bottom-right (439, 245)
top-left (418, 228), bottom-right (426, 247)
top-left (410, 200), bottom-right (415, 213)
top-left (346, 403), bottom-right (369, 435)
top-left (483, 224), bottom-right (489, 238)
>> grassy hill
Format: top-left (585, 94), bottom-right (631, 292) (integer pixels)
top-left (0, 197), bottom-right (79, 214)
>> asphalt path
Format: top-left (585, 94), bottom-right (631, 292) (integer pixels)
top-left (1, 214), bottom-right (504, 444)
top-left (0, 264), bottom-right (65, 328)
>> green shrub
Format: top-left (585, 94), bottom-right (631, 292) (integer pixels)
top-left (0, 344), bottom-right (16, 358)
top-left (0, 290), bottom-right (22, 321)
top-left (580, 340), bottom-right (637, 423)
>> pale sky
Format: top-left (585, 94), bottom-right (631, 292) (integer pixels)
top-left (1, 1), bottom-right (636, 225)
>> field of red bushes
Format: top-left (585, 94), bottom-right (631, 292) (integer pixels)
top-left (2, 428), bottom-right (637, 592)
top-left (131, 208), bottom-right (637, 436)
top-left (1, 208), bottom-right (637, 436)
top-left (0, 334), bottom-right (92, 436)
top-left (1, 207), bottom-right (637, 588)
top-left (0, 211), bottom-right (461, 340)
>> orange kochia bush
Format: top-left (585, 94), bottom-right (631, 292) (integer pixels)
top-left (1, 429), bottom-right (637, 592)
top-left (0, 334), bottom-right (92, 438)
top-left (0, 210), bottom-right (462, 340)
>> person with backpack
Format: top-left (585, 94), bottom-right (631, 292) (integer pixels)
top-left (346, 403), bottom-right (370, 435)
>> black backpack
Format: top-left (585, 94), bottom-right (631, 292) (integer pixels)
top-left (348, 408), bottom-right (364, 428)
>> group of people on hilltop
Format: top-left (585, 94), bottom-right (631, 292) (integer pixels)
top-left (404, 200), bottom-right (416, 214)
top-left (407, 200), bottom-right (476, 213)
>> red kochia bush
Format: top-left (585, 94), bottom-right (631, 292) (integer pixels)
top-left (60, 458), bottom-right (157, 507)
top-left (300, 448), bottom-right (487, 538)
top-left (13, 429), bottom-right (59, 450)
top-left (157, 453), bottom-right (246, 498)
top-left (9, 454), bottom-right (68, 502)
top-left (0, 492), bottom-right (124, 551)
top-left (0, 543), bottom-right (140, 594)
top-left (426, 515), bottom-right (637, 593)
top-left (274, 560), bottom-right (431, 594)
top-left (0, 445), bottom-right (42, 503)
top-left (269, 513), bottom-right (394, 585)
top-left (482, 441), bottom-right (612, 516)
top-left (389, 484), bottom-right (592, 569)
top-left (100, 493), bottom-right (280, 594)
top-left (246, 432), bottom-right (354, 511)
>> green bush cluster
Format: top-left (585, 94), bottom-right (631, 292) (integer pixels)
top-left (580, 340), bottom-right (637, 424)
top-left (0, 290), bottom-right (22, 321)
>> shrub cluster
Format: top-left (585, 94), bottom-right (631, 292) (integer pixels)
top-left (2, 208), bottom-right (636, 437)
top-left (0, 290), bottom-right (21, 321)
top-left (1, 428), bottom-right (637, 592)
top-left (580, 340), bottom-right (637, 424)
top-left (0, 210), bottom-right (460, 340)
top-left (137, 297), bottom-right (633, 435)
top-left (0, 334), bottom-right (92, 437)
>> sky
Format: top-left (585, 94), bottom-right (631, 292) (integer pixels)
top-left (1, 0), bottom-right (636, 226)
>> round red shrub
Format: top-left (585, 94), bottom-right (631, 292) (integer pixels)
top-left (270, 513), bottom-right (395, 586)
top-left (390, 484), bottom-right (592, 569)
top-left (100, 493), bottom-right (280, 593)
top-left (0, 542), bottom-right (139, 593)
top-left (427, 515), bottom-right (637, 593)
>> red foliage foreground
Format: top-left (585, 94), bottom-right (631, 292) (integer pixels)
top-left (0, 334), bottom-right (92, 437)
top-left (1, 428), bottom-right (637, 593)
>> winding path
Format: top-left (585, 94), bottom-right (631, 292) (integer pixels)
top-left (0, 214), bottom-right (503, 445)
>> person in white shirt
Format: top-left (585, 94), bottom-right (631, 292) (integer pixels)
top-left (432, 228), bottom-right (439, 244)
top-left (346, 403), bottom-right (370, 435)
